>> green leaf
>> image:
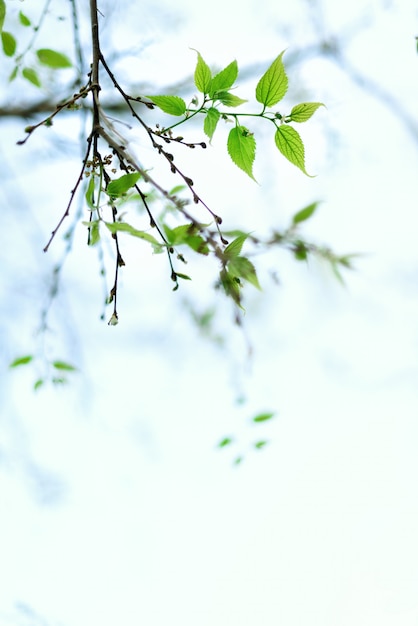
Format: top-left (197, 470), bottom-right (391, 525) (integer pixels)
top-left (256, 51), bottom-right (288, 107)
top-left (52, 360), bottom-right (77, 372)
top-left (290, 102), bottom-right (325, 123)
top-left (10, 355), bottom-right (33, 368)
top-left (36, 48), bottom-right (72, 68)
top-left (1, 31), bottom-right (16, 56)
top-left (164, 223), bottom-right (209, 255)
top-left (215, 91), bottom-right (247, 107)
top-left (228, 256), bottom-right (261, 290)
top-left (34, 378), bottom-right (44, 391)
top-left (19, 11), bottom-right (31, 26)
top-left (175, 272), bottom-right (191, 281)
top-left (275, 125), bottom-right (311, 176)
top-left (218, 437), bottom-right (233, 448)
top-left (85, 176), bottom-right (96, 209)
top-left (292, 202), bottom-right (319, 225)
top-left (107, 173), bottom-right (140, 197)
top-left (204, 107), bottom-right (220, 141)
top-left (220, 268), bottom-right (243, 308)
top-left (293, 241), bottom-right (308, 261)
top-left (209, 60), bottom-right (238, 94)
top-left (22, 67), bottom-right (41, 87)
top-left (227, 126), bottom-right (257, 180)
top-left (223, 234), bottom-right (248, 260)
top-left (254, 440), bottom-right (268, 449)
top-left (0, 0), bottom-right (5, 32)
top-left (253, 412), bottom-right (275, 423)
top-left (193, 50), bottom-right (212, 93)
top-left (9, 65), bottom-right (18, 81)
top-left (88, 219), bottom-right (100, 246)
top-left (105, 221), bottom-right (163, 249)
top-left (146, 95), bottom-right (186, 116)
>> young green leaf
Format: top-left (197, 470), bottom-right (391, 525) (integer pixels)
top-left (22, 67), bottom-right (41, 87)
top-left (175, 272), bottom-right (191, 281)
top-left (292, 202), bottom-right (319, 225)
top-left (228, 256), bottom-right (261, 290)
top-left (193, 50), bottom-right (212, 93)
top-left (88, 220), bottom-right (100, 246)
top-left (146, 95), bottom-right (186, 116)
top-left (52, 360), bottom-right (77, 372)
top-left (223, 234), bottom-right (248, 260)
top-left (204, 107), bottom-right (220, 142)
top-left (105, 221), bottom-right (163, 249)
top-left (0, 0), bottom-right (5, 33)
top-left (106, 172), bottom-right (140, 197)
top-left (19, 11), bottom-right (31, 26)
top-left (34, 378), bottom-right (44, 391)
top-left (215, 91), bottom-right (247, 107)
top-left (255, 51), bottom-right (288, 107)
top-left (290, 102), bottom-right (325, 123)
top-left (254, 440), bottom-right (268, 449)
top-left (227, 126), bottom-right (257, 180)
top-left (36, 48), bottom-right (72, 68)
top-left (9, 65), bottom-right (18, 82)
top-left (253, 412), bottom-right (275, 423)
top-left (10, 355), bottom-right (33, 368)
top-left (275, 125), bottom-right (312, 176)
top-left (220, 268), bottom-right (243, 308)
top-left (1, 31), bottom-right (16, 56)
top-left (209, 60), bottom-right (238, 94)
top-left (218, 437), bottom-right (233, 448)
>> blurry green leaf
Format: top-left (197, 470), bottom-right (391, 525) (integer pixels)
top-left (292, 202), bottom-right (319, 225)
top-left (293, 241), bottom-right (308, 261)
top-left (234, 456), bottom-right (243, 465)
top-left (220, 268), bottom-right (242, 308)
top-left (255, 51), bottom-right (288, 107)
top-left (215, 91), bottom-right (247, 107)
top-left (0, 0), bottom-right (5, 32)
top-left (36, 48), bottom-right (72, 68)
top-left (228, 256), bottom-right (261, 290)
top-left (204, 107), bottom-right (220, 141)
top-left (146, 95), bottom-right (186, 116)
top-left (175, 272), bottom-right (191, 281)
top-left (290, 102), bottom-right (325, 123)
top-left (88, 220), bottom-right (100, 246)
top-left (253, 412), bottom-right (275, 423)
top-left (275, 125), bottom-right (311, 176)
top-left (223, 234), bottom-right (248, 260)
top-left (227, 126), bottom-right (256, 180)
top-left (193, 50), bottom-right (212, 93)
top-left (105, 221), bottom-right (163, 249)
top-left (52, 377), bottom-right (67, 385)
top-left (85, 176), bottom-right (96, 209)
top-left (210, 60), bottom-right (238, 94)
top-left (254, 440), bottom-right (268, 449)
top-left (22, 67), bottom-right (41, 87)
top-left (19, 11), bottom-right (31, 26)
top-left (52, 360), bottom-right (77, 371)
top-left (10, 355), bottom-right (33, 368)
top-left (107, 173), bottom-right (140, 197)
top-left (9, 65), bottom-right (18, 81)
top-left (1, 31), bottom-right (16, 56)
top-left (218, 437), bottom-right (233, 448)
top-left (34, 378), bottom-right (44, 391)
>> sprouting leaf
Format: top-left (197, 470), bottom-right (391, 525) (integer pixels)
top-left (10, 355), bottom-right (33, 368)
top-left (175, 272), bottom-right (191, 281)
top-left (0, 0), bottom-right (5, 32)
top-left (22, 67), bottom-right (41, 87)
top-left (255, 51), bottom-right (288, 107)
top-left (220, 268), bottom-right (243, 308)
top-left (146, 95), bottom-right (186, 116)
top-left (290, 102), bottom-right (325, 123)
top-left (1, 31), bottom-right (16, 56)
top-left (9, 65), bottom-right (18, 81)
top-left (204, 107), bottom-right (220, 141)
top-left (292, 202), bottom-right (319, 225)
top-left (52, 360), bottom-right (77, 372)
top-left (34, 378), bottom-right (44, 391)
top-left (228, 256), bottom-right (261, 290)
top-left (36, 48), bottom-right (72, 68)
top-left (223, 234), bottom-right (248, 260)
top-left (209, 59), bottom-right (238, 94)
top-left (218, 437), bottom-right (233, 448)
top-left (88, 219), bottom-right (100, 246)
top-left (227, 126), bottom-right (257, 180)
top-left (253, 412), bottom-right (275, 423)
top-left (19, 11), bottom-right (31, 27)
top-left (293, 241), bottom-right (308, 261)
top-left (106, 173), bottom-right (140, 197)
top-left (254, 440), bottom-right (268, 449)
top-left (275, 125), bottom-right (312, 176)
top-left (215, 91), bottom-right (247, 107)
top-left (104, 221), bottom-right (163, 249)
top-left (192, 50), bottom-right (212, 93)
top-left (85, 176), bottom-right (96, 209)
top-left (164, 223), bottom-right (209, 255)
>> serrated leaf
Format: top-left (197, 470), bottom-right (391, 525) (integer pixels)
top-left (52, 360), bottom-right (77, 372)
top-left (107, 173), bottom-right (140, 197)
top-left (215, 91), bottom-right (247, 107)
top-left (253, 412), bottom-right (275, 423)
top-left (22, 67), bottom-right (41, 87)
top-left (292, 202), bottom-right (319, 225)
top-left (193, 50), bottom-right (212, 93)
top-left (10, 355), bottom-right (33, 368)
top-left (256, 51), bottom-right (288, 107)
top-left (228, 256), bottom-right (261, 290)
top-left (223, 234), bottom-right (248, 260)
top-left (204, 107), bottom-right (220, 141)
top-left (0, 0), bottom-right (5, 32)
top-left (105, 221), bottom-right (163, 249)
top-left (290, 102), bottom-right (325, 123)
top-left (227, 126), bottom-right (256, 180)
top-left (19, 11), bottom-right (31, 26)
top-left (36, 48), bottom-right (72, 68)
top-left (146, 95), bottom-right (186, 116)
top-left (275, 125), bottom-right (312, 176)
top-left (1, 31), bottom-right (16, 56)
top-left (218, 437), bottom-right (233, 448)
top-left (209, 60), bottom-right (238, 94)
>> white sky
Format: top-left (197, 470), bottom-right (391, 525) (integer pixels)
top-left (1, 1), bottom-right (418, 625)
